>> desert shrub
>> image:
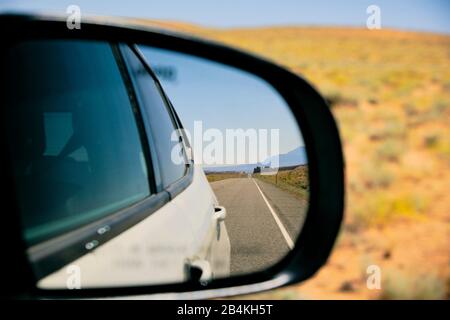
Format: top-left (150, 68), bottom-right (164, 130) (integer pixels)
top-left (376, 139), bottom-right (405, 162)
top-left (333, 107), bottom-right (364, 142)
top-left (441, 79), bottom-right (450, 91)
top-left (368, 98), bottom-right (379, 105)
top-left (255, 166), bottom-right (309, 200)
top-left (324, 91), bottom-right (359, 108)
top-left (279, 166), bottom-right (309, 190)
top-left (423, 134), bottom-right (439, 149)
top-left (384, 121), bottom-right (406, 139)
top-left (380, 269), bottom-right (446, 300)
top-left (431, 98), bottom-right (449, 115)
top-left (403, 102), bottom-right (419, 117)
top-left (368, 121), bottom-right (406, 141)
top-left (407, 97), bottom-right (450, 127)
top-left (435, 141), bottom-right (450, 159)
top-left (360, 164), bottom-right (394, 189)
top-left (423, 132), bottom-right (450, 160)
top-left (353, 191), bottom-right (426, 228)
top-left (414, 95), bottom-right (434, 112)
top-left (205, 172), bottom-right (246, 182)
top-left (380, 69), bottom-right (423, 95)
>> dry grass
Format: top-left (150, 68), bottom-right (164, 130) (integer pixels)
top-left (201, 26), bottom-right (450, 300)
top-left (205, 172), bottom-right (247, 183)
top-left (254, 165), bottom-right (309, 200)
top-left (136, 20), bottom-right (450, 300)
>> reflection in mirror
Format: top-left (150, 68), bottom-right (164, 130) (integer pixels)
top-left (141, 46), bottom-right (309, 277)
top-left (2, 39), bottom-right (308, 289)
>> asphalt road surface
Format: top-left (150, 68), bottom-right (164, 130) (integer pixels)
top-left (210, 177), bottom-right (307, 276)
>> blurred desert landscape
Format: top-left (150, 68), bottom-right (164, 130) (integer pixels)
top-left (133, 19), bottom-right (450, 299)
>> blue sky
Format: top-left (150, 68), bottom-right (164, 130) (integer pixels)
top-left (2, 1), bottom-right (448, 163)
top-left (2, 0), bottom-right (450, 34)
top-left (140, 46), bottom-right (304, 162)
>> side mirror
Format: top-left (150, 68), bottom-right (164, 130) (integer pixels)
top-left (0, 14), bottom-right (344, 299)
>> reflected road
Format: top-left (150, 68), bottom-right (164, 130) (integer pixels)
top-left (210, 177), bottom-right (307, 276)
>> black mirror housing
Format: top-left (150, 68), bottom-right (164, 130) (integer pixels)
top-left (0, 13), bottom-right (344, 299)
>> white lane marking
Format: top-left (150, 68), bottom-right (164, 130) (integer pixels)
top-left (252, 178), bottom-right (294, 250)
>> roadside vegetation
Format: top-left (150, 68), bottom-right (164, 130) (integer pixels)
top-left (205, 172), bottom-right (247, 183)
top-left (253, 165), bottom-right (309, 201)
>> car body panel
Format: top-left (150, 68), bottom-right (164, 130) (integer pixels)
top-left (38, 164), bottom-right (230, 289)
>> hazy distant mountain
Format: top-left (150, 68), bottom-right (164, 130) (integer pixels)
top-left (204, 146), bottom-right (307, 173)
top-left (203, 163), bottom-right (258, 173)
top-left (261, 146), bottom-right (307, 168)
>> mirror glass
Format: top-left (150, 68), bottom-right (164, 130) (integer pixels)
top-left (2, 39), bottom-right (309, 289)
top-left (140, 46), bottom-right (309, 275)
